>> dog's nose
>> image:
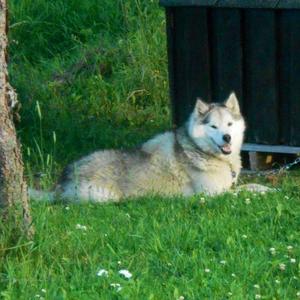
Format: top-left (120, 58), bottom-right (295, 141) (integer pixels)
top-left (223, 134), bottom-right (231, 143)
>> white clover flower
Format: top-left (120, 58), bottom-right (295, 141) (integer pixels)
top-left (75, 224), bottom-right (87, 231)
top-left (178, 296), bottom-right (185, 300)
top-left (253, 284), bottom-right (260, 289)
top-left (117, 261), bottom-right (122, 265)
top-left (228, 292), bottom-right (233, 296)
top-left (233, 192), bottom-right (238, 197)
top-left (220, 260), bottom-right (226, 265)
top-left (231, 273), bottom-right (236, 277)
top-left (290, 258), bottom-right (296, 264)
top-left (284, 195), bottom-right (289, 200)
top-left (279, 263), bottom-right (286, 271)
top-left (242, 234), bottom-right (248, 239)
top-left (200, 197), bottom-right (206, 204)
top-left (65, 206), bottom-right (70, 210)
top-left (41, 289), bottom-right (46, 293)
top-left (269, 247), bottom-right (276, 255)
top-left (255, 294), bottom-right (261, 299)
top-left (275, 279), bottom-right (280, 284)
top-left (297, 291), bottom-right (300, 298)
top-left (119, 269), bottom-right (132, 279)
top-left (110, 283), bottom-right (122, 292)
top-left (261, 191), bottom-right (266, 195)
top-left (287, 245), bottom-right (293, 251)
top-left (97, 269), bottom-right (108, 277)
top-left (245, 198), bottom-right (251, 205)
top-left (204, 268), bottom-right (211, 273)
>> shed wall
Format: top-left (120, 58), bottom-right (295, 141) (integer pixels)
top-left (166, 7), bottom-right (300, 145)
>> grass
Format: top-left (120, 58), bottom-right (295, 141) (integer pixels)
top-left (1, 0), bottom-right (299, 299)
top-left (1, 181), bottom-right (300, 299)
top-left (9, 0), bottom-right (169, 179)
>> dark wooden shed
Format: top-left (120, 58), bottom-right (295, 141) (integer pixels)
top-left (160, 0), bottom-right (300, 154)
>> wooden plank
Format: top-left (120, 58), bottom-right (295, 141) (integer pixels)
top-left (242, 143), bottom-right (300, 154)
top-left (165, 8), bottom-right (177, 127)
top-left (248, 152), bottom-right (274, 171)
top-left (278, 11), bottom-right (291, 145)
top-left (172, 7), bottom-right (211, 125)
top-left (243, 10), bottom-right (278, 144)
top-left (217, 0), bottom-right (279, 9)
top-left (160, 0), bottom-right (300, 9)
top-left (278, 0), bottom-right (300, 8)
top-left (210, 8), bottom-right (243, 107)
top-left (278, 11), bottom-right (300, 146)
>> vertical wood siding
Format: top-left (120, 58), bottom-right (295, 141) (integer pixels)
top-left (165, 7), bottom-right (300, 145)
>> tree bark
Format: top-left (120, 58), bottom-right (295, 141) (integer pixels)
top-left (0, 0), bottom-right (33, 237)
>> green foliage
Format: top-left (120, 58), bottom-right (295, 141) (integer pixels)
top-left (9, 0), bottom-right (169, 176)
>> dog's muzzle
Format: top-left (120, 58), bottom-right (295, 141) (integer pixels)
top-left (210, 138), bottom-right (232, 155)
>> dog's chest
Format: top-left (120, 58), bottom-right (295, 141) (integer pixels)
top-left (187, 163), bottom-right (234, 195)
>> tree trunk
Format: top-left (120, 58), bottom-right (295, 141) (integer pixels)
top-left (0, 0), bottom-right (33, 237)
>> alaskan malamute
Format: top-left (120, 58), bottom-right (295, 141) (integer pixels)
top-left (30, 92), bottom-right (249, 202)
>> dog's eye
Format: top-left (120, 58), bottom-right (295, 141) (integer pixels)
top-left (211, 125), bottom-right (218, 129)
top-left (228, 122), bottom-right (232, 127)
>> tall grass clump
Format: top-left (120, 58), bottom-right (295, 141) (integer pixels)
top-left (25, 101), bottom-right (57, 189)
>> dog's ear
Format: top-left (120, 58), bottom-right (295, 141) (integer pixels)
top-left (224, 92), bottom-right (240, 115)
top-left (195, 98), bottom-right (209, 115)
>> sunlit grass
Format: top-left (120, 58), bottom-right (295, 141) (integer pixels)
top-left (1, 181), bottom-right (300, 299)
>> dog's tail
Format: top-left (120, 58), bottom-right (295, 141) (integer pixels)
top-left (28, 188), bottom-right (55, 202)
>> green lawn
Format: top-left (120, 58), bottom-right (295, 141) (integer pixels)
top-left (1, 0), bottom-right (300, 299)
top-left (1, 182), bottom-right (300, 299)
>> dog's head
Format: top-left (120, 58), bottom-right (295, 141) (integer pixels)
top-left (187, 92), bottom-right (245, 156)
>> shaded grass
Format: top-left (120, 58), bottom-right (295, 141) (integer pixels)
top-left (8, 0), bottom-right (169, 178)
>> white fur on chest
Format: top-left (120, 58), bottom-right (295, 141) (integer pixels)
top-left (188, 164), bottom-right (233, 195)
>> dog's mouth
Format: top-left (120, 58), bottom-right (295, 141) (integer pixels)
top-left (210, 138), bottom-right (232, 155)
top-left (218, 144), bottom-right (232, 155)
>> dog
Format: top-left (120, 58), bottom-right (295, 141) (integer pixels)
top-left (30, 92), bottom-right (250, 202)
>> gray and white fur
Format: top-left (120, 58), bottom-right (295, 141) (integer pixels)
top-left (30, 92), bottom-right (250, 203)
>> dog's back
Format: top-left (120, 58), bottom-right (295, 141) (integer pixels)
top-left (32, 92), bottom-right (250, 202)
top-left (57, 132), bottom-right (190, 201)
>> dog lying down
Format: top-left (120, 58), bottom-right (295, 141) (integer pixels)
top-left (29, 92), bottom-right (274, 203)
